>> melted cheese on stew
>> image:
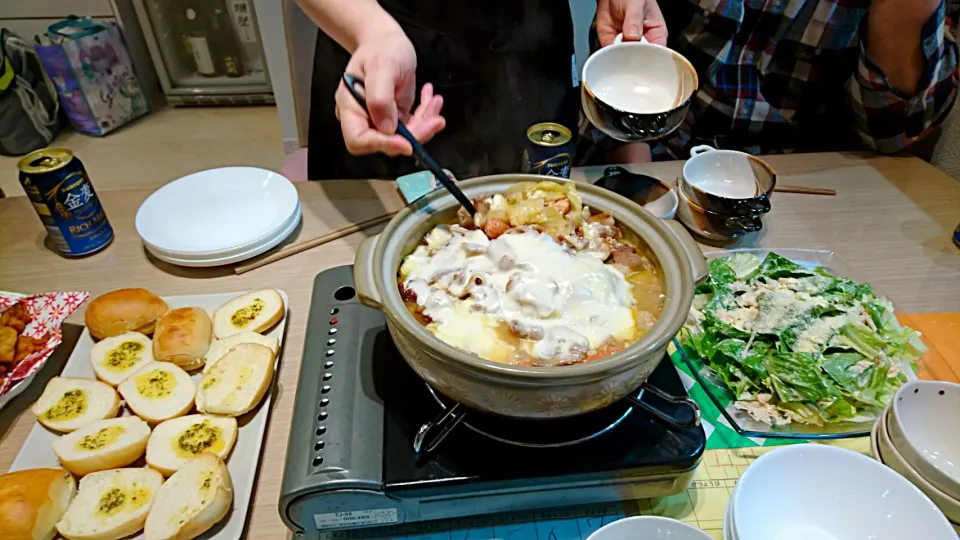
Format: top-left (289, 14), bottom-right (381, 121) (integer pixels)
top-left (399, 226), bottom-right (639, 365)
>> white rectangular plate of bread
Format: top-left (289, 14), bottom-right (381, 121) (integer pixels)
top-left (10, 290), bottom-right (288, 540)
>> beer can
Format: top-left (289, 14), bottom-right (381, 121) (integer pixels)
top-left (522, 122), bottom-right (574, 178)
top-left (17, 148), bottom-right (114, 256)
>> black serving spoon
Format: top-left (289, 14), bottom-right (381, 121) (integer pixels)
top-left (342, 73), bottom-right (475, 215)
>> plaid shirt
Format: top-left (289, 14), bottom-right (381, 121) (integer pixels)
top-left (588, 0), bottom-right (959, 159)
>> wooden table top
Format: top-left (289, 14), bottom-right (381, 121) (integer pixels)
top-left (1, 152), bottom-right (958, 538)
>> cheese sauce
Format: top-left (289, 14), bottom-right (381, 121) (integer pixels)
top-left (400, 226), bottom-right (641, 365)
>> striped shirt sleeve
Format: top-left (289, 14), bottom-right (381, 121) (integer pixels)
top-left (848, 0), bottom-right (959, 153)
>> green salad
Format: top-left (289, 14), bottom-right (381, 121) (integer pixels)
top-left (680, 252), bottom-right (926, 427)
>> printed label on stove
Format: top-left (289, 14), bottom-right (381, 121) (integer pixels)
top-left (314, 508), bottom-right (399, 528)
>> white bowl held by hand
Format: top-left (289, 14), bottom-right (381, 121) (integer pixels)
top-left (581, 34), bottom-right (698, 142)
top-left (874, 407), bottom-right (960, 523)
top-left (733, 444), bottom-right (954, 540)
top-left (889, 380), bottom-right (960, 499)
top-left (586, 516), bottom-right (713, 540)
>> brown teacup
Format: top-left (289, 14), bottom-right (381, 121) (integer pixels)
top-left (680, 145), bottom-right (776, 215)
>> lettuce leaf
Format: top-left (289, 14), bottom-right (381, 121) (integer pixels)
top-left (696, 258), bottom-right (738, 294)
top-left (680, 327), bottom-right (717, 360)
top-left (836, 321), bottom-right (886, 358)
top-left (817, 397), bottom-right (858, 422)
top-left (712, 362), bottom-right (753, 398)
top-left (708, 258), bottom-right (737, 285)
top-left (759, 252), bottom-right (815, 279)
top-left (822, 352), bottom-right (888, 407)
top-left (886, 326), bottom-right (928, 364)
top-left (763, 352), bottom-right (839, 402)
top-left (705, 284), bottom-right (738, 312)
top-left (818, 270), bottom-right (874, 305)
top-left (739, 341), bottom-right (771, 383)
top-left (726, 253), bottom-right (761, 280)
top-left (703, 310), bottom-right (752, 339)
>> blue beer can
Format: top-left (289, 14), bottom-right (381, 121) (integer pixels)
top-left (17, 148), bottom-right (114, 256)
top-left (521, 122), bottom-right (574, 178)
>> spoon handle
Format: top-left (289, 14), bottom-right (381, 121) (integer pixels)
top-left (341, 73), bottom-right (475, 214)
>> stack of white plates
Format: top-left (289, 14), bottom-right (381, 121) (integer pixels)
top-left (136, 167), bottom-right (301, 267)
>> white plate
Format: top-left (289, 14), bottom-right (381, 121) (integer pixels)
top-left (136, 167), bottom-right (299, 256)
top-left (144, 201), bottom-right (301, 261)
top-left (11, 290), bottom-right (289, 540)
top-left (146, 205), bottom-right (302, 267)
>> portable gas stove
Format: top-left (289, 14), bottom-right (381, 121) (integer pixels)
top-left (279, 266), bottom-right (706, 536)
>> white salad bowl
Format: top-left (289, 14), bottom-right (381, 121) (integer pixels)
top-left (585, 516), bottom-right (713, 540)
top-left (875, 404), bottom-right (960, 522)
top-left (888, 380), bottom-right (960, 500)
top-left (733, 444), bottom-right (954, 540)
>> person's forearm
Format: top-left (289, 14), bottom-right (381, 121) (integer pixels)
top-left (865, 0), bottom-right (940, 93)
top-left (295, 0), bottom-right (402, 53)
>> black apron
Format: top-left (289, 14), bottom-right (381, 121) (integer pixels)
top-left (307, 0), bottom-right (579, 180)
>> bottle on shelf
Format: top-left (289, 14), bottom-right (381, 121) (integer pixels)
top-left (178, 0), bottom-right (246, 78)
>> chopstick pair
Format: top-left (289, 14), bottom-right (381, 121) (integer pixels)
top-left (234, 211), bottom-right (396, 275)
top-left (775, 185), bottom-right (836, 196)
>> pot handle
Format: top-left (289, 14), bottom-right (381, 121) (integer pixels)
top-left (354, 234), bottom-right (383, 310)
top-left (690, 144), bottom-right (716, 157)
top-left (613, 33), bottom-right (651, 45)
top-left (663, 219), bottom-right (709, 285)
top-left (626, 383), bottom-right (701, 429)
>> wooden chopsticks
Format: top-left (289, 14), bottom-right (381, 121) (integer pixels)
top-left (234, 211), bottom-right (397, 275)
top-left (774, 185), bottom-right (837, 196)
top-left (233, 180), bottom-right (835, 275)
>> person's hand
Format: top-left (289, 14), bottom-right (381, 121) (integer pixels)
top-left (335, 29), bottom-right (446, 157)
top-left (596, 0), bottom-right (668, 47)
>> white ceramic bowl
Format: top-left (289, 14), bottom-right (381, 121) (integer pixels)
top-left (733, 444), bottom-right (955, 540)
top-left (724, 495), bottom-right (739, 540)
top-left (889, 380), bottom-right (960, 499)
top-left (873, 407), bottom-right (960, 523)
top-left (644, 189), bottom-right (679, 220)
top-left (586, 516), bottom-right (713, 540)
top-left (136, 167), bottom-right (299, 256)
top-left (580, 35), bottom-right (697, 142)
